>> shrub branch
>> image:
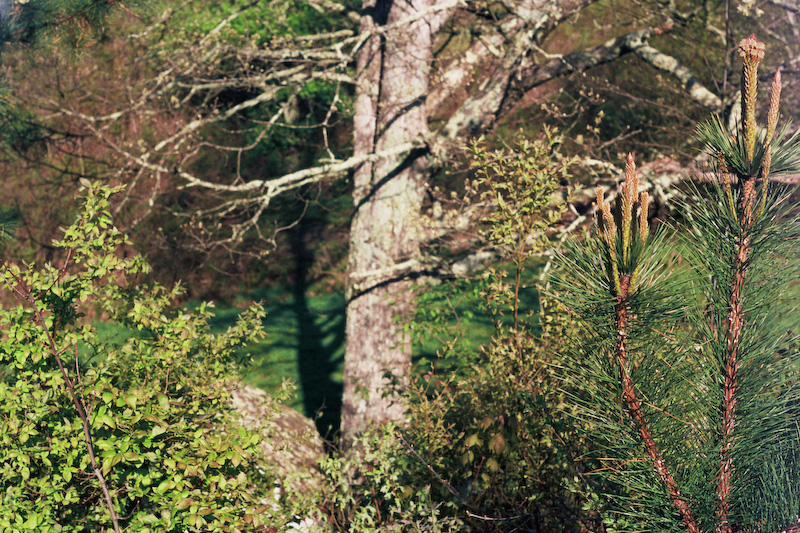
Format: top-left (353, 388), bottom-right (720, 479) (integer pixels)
top-left (0, 256), bottom-right (122, 533)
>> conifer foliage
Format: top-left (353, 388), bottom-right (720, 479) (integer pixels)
top-left (554, 35), bottom-right (800, 532)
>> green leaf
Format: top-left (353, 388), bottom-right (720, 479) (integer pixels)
top-left (124, 394), bottom-right (138, 410)
top-left (175, 497), bottom-right (193, 511)
top-left (158, 394), bottom-right (170, 412)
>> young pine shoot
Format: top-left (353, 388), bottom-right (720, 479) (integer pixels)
top-left (555, 35), bottom-right (800, 532)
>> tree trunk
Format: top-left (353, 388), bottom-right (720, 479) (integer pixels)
top-left (341, 0), bottom-right (435, 444)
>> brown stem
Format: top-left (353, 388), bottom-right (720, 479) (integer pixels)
top-left (513, 255), bottom-right (522, 331)
top-left (615, 275), bottom-right (700, 533)
top-left (0, 260), bottom-right (122, 533)
top-left (717, 179), bottom-right (754, 533)
top-left (717, 251), bottom-right (744, 533)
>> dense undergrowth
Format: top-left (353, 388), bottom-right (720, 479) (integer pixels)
top-left (0, 184), bottom-right (279, 531)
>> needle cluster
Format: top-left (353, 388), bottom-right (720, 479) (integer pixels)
top-left (595, 153), bottom-right (651, 299)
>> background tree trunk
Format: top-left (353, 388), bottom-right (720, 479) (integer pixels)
top-left (341, 0), bottom-right (436, 443)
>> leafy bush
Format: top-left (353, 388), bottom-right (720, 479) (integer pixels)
top-left (382, 131), bottom-right (597, 531)
top-left (399, 289), bottom-right (597, 532)
top-left (312, 424), bottom-right (464, 533)
top-left (0, 183), bottom-right (280, 531)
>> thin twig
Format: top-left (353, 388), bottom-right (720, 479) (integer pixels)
top-left (396, 431), bottom-right (474, 510)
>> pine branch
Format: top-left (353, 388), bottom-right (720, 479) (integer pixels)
top-left (615, 277), bottom-right (699, 533)
top-left (555, 33), bottom-right (800, 533)
top-left (598, 159), bottom-right (701, 532)
top-left (716, 179), bottom-right (753, 532)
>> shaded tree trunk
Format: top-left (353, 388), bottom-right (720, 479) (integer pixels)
top-left (341, 0), bottom-right (436, 443)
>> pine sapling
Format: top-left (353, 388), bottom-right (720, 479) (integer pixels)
top-left (597, 155), bottom-right (698, 532)
top-left (555, 35), bottom-right (800, 532)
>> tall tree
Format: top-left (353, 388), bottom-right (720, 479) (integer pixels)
top-left (3, 0), bottom-right (798, 444)
top-left (343, 0), bottom-right (664, 438)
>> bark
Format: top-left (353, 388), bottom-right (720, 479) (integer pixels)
top-left (341, 0), bottom-right (440, 443)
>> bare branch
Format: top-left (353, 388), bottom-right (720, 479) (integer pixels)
top-left (429, 0), bottom-right (596, 113)
top-left (306, 0), bottom-right (361, 23)
top-left (632, 43), bottom-right (723, 110)
top-left (437, 25), bottom-right (669, 143)
top-left (768, 0), bottom-right (800, 14)
top-left (73, 108), bottom-right (424, 197)
top-left (237, 141), bottom-right (425, 195)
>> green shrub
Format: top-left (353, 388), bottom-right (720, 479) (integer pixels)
top-left (0, 182), bottom-right (279, 531)
top-left (389, 130), bottom-right (596, 531)
top-left (313, 424), bottom-right (465, 533)
top-left (399, 293), bottom-right (596, 532)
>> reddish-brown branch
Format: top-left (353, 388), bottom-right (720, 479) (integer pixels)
top-left (717, 253), bottom-right (744, 532)
top-left (717, 178), bottom-right (755, 533)
top-left (615, 275), bottom-right (700, 533)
